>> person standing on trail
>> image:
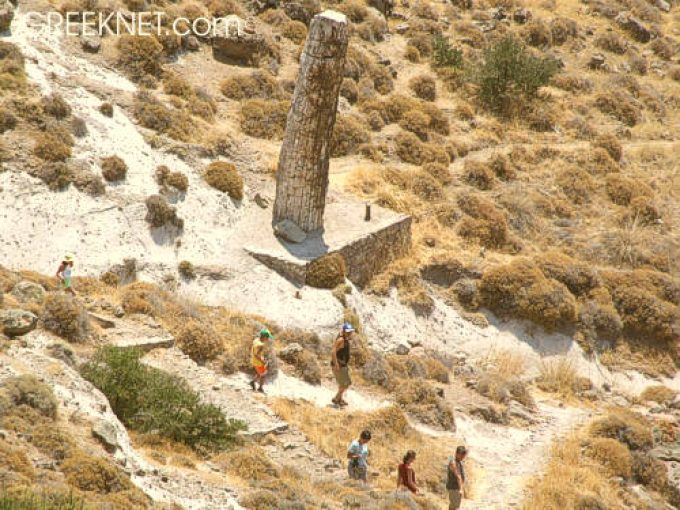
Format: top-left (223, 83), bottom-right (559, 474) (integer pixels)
top-left (347, 430), bottom-right (371, 483)
top-left (447, 446), bottom-right (468, 509)
top-left (249, 328), bottom-right (273, 393)
top-left (56, 254), bottom-right (76, 295)
top-left (397, 450), bottom-right (419, 495)
top-left (331, 322), bottom-right (354, 407)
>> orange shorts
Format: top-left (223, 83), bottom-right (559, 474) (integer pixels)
top-left (254, 365), bottom-right (267, 376)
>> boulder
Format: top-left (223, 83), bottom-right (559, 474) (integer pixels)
top-left (394, 343), bottom-right (410, 355)
top-left (470, 403), bottom-right (507, 424)
top-left (0, 0), bottom-right (13, 32)
top-left (513, 7), bottom-right (531, 24)
top-left (183, 35), bottom-right (200, 51)
top-left (80, 33), bottom-right (101, 53)
top-left (92, 418), bottom-right (119, 453)
top-left (254, 193), bottom-right (270, 209)
top-left (588, 53), bottom-right (606, 70)
top-left (507, 401), bottom-right (537, 424)
top-left (279, 342), bottom-right (303, 361)
top-left (0, 309), bottom-right (38, 336)
top-left (273, 219), bottom-right (307, 243)
top-left (395, 23), bottom-right (409, 35)
top-left (212, 16), bottom-right (266, 65)
top-left (615, 13), bottom-right (651, 43)
top-left (11, 281), bottom-right (46, 304)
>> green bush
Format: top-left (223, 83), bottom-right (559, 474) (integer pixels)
top-left (468, 35), bottom-right (559, 117)
top-left (432, 34), bottom-right (463, 68)
top-left (81, 346), bottom-right (245, 452)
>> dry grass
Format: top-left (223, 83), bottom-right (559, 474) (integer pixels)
top-left (271, 400), bottom-right (463, 495)
top-left (536, 357), bottom-right (578, 397)
top-left (638, 385), bottom-right (677, 405)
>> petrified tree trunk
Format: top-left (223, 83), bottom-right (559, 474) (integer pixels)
top-left (273, 10), bottom-right (349, 233)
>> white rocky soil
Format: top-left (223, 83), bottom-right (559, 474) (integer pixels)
top-left (2, 7), bottom-right (679, 510)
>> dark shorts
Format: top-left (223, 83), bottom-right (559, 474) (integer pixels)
top-left (348, 462), bottom-right (367, 481)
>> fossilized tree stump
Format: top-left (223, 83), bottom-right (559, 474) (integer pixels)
top-left (273, 10), bottom-right (349, 233)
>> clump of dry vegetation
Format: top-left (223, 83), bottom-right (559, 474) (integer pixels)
top-left (409, 75), bottom-right (436, 101)
top-left (100, 156), bottom-right (127, 182)
top-left (305, 253), bottom-right (346, 289)
top-left (33, 133), bottom-right (72, 162)
top-left (240, 99), bottom-right (290, 139)
top-left (117, 35), bottom-right (164, 81)
top-left (144, 194), bottom-right (184, 229)
top-left (156, 165), bottom-right (189, 193)
top-left (175, 320), bottom-right (222, 364)
top-left (41, 293), bottom-right (90, 342)
top-left (220, 71), bottom-right (282, 100)
top-left (639, 385), bottom-right (677, 405)
top-left (203, 161), bottom-right (244, 200)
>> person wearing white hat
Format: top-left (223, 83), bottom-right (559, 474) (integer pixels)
top-left (56, 254), bottom-right (76, 295)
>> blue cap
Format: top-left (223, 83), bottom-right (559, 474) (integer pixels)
top-left (342, 322), bottom-right (355, 333)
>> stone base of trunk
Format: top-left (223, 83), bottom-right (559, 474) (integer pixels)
top-left (246, 201), bottom-right (411, 287)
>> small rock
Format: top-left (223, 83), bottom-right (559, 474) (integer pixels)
top-left (513, 7), bottom-right (531, 24)
top-left (656, 0), bottom-right (670, 12)
top-left (507, 401), bottom-right (536, 424)
top-left (11, 281), bottom-right (46, 304)
top-left (395, 23), bottom-right (409, 34)
top-left (378, 57), bottom-right (391, 66)
top-left (113, 306), bottom-right (125, 318)
top-left (183, 34), bottom-right (200, 51)
top-left (615, 13), bottom-right (651, 43)
top-left (92, 419), bottom-right (119, 453)
top-left (279, 342), bottom-right (303, 361)
top-left (0, 309), bottom-right (38, 336)
top-left (80, 33), bottom-right (101, 53)
top-left (88, 313), bottom-right (115, 329)
top-left (254, 193), bottom-right (270, 209)
top-left (407, 338), bottom-right (422, 348)
top-left (588, 53), bottom-right (607, 70)
top-left (394, 344), bottom-right (410, 355)
top-left (273, 219), bottom-right (307, 243)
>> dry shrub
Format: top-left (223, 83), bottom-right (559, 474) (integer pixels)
top-left (278, 346), bottom-right (321, 384)
top-left (456, 193), bottom-right (509, 249)
top-left (551, 74), bottom-right (593, 93)
top-left (576, 287), bottom-right (623, 346)
top-left (536, 357), bottom-right (578, 397)
top-left (423, 162), bottom-right (451, 185)
top-left (240, 99), bottom-right (289, 139)
top-left (651, 37), bottom-right (674, 61)
top-left (120, 282), bottom-right (167, 316)
top-left (340, 78), bottom-right (358, 104)
top-left (132, 92), bottom-right (193, 142)
top-left (579, 148), bottom-right (619, 176)
top-left (595, 92), bottom-right (641, 127)
top-left (1, 375), bottom-right (58, 419)
top-left (305, 253), bottom-right (346, 289)
top-left (32, 423), bottom-right (75, 461)
top-left (556, 166), bottom-right (595, 204)
top-left (595, 32), bottom-right (627, 54)
top-left (387, 354), bottom-right (450, 384)
top-left (144, 194), bottom-right (184, 229)
top-left (409, 75), bottom-right (436, 102)
top-left (214, 447), bottom-right (279, 480)
top-left (476, 373), bottom-right (534, 409)
top-left (550, 17), bottom-right (577, 45)
top-left (399, 109), bottom-right (430, 141)
top-left (671, 67), bottom-right (680, 82)
top-left (593, 134), bottom-right (622, 162)
top-left (156, 165), bottom-right (188, 192)
top-left (394, 131), bottom-right (449, 166)
top-left (31, 162), bottom-right (72, 191)
top-left (33, 133), bottom-right (72, 162)
top-left (331, 115), bottom-right (370, 157)
top-left (525, 19), bottom-right (553, 48)
top-left (405, 45), bottom-right (420, 62)
top-left (281, 20), bottom-right (307, 44)
top-left (220, 71), bottom-right (281, 100)
top-left (632, 451), bottom-right (668, 492)
top-left (0, 441), bottom-right (35, 484)
top-left (276, 327), bottom-right (323, 353)
top-left (368, 65), bottom-right (394, 95)
top-left (639, 385), bottom-right (676, 404)
top-left (395, 380), bottom-right (455, 430)
top-left (178, 260), bottom-right (195, 280)
top-left (71, 116), bottom-right (89, 137)
top-left (605, 174), bottom-right (652, 206)
top-left (203, 161), bottom-right (243, 200)
top-left (42, 93), bottom-right (71, 119)
top-left (463, 160), bottom-right (496, 190)
top-left (175, 320), bottom-right (222, 364)
top-left (586, 438), bottom-right (632, 479)
top-left (206, 0), bottom-right (245, 17)
top-left (626, 196), bottom-right (661, 225)
top-left (535, 251), bottom-right (600, 297)
top-left (117, 35), bottom-right (164, 80)
top-left (99, 102), bottom-right (114, 117)
top-left (337, 0), bottom-right (368, 22)
top-left (358, 15), bottom-right (388, 43)
top-left (100, 156), bottom-right (127, 182)
top-left (62, 451), bottom-right (135, 494)
top-left (408, 33), bottom-right (433, 58)
top-left (100, 271), bottom-right (120, 287)
top-left (589, 409), bottom-right (652, 451)
top-left (42, 293), bottom-right (90, 342)
top-left (480, 259), bottom-right (577, 331)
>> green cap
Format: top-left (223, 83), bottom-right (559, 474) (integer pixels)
top-left (260, 328), bottom-right (273, 339)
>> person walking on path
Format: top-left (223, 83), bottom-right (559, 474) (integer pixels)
top-left (347, 430), bottom-right (371, 483)
top-left (331, 322), bottom-right (354, 406)
top-left (249, 328), bottom-right (273, 393)
top-left (397, 450), bottom-right (419, 495)
top-left (447, 446), bottom-right (468, 509)
top-left (56, 254), bottom-right (76, 295)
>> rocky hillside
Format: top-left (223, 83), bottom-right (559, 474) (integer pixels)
top-left (0, 0), bottom-right (680, 508)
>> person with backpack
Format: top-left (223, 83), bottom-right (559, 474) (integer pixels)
top-left (331, 322), bottom-right (354, 406)
top-left (447, 446), bottom-right (468, 509)
top-left (347, 430), bottom-right (371, 482)
top-left (397, 450), bottom-right (419, 494)
top-left (249, 328), bottom-right (273, 393)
